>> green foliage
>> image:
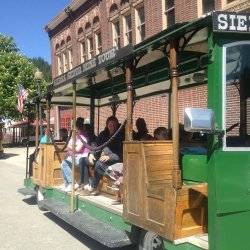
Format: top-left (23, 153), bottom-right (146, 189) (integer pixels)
top-left (0, 34), bottom-right (18, 53)
top-left (0, 34), bottom-right (47, 119)
top-left (30, 57), bottom-right (52, 83)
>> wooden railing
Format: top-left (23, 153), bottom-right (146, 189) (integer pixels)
top-left (123, 141), bottom-right (207, 241)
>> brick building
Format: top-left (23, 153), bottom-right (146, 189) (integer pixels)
top-left (46, 0), bottom-right (250, 135)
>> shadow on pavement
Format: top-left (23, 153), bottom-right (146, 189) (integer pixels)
top-left (22, 196), bottom-right (37, 206)
top-left (44, 212), bottom-right (136, 250)
top-left (0, 153), bottom-right (19, 159)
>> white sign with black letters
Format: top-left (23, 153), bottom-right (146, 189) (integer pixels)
top-left (213, 12), bottom-right (250, 33)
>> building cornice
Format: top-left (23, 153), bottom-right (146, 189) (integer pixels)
top-left (45, 0), bottom-right (88, 34)
top-left (223, 0), bottom-right (250, 12)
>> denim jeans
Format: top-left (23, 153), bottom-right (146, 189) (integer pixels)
top-left (79, 157), bottom-right (91, 185)
top-left (92, 159), bottom-right (118, 188)
top-left (61, 155), bottom-right (82, 185)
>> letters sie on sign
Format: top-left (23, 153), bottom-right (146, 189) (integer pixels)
top-left (213, 12), bottom-right (250, 33)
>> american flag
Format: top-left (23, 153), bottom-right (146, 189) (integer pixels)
top-left (17, 84), bottom-right (28, 113)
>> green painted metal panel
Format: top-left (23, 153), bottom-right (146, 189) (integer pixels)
top-left (24, 178), bottom-right (36, 189)
top-left (207, 32), bottom-right (250, 250)
top-left (212, 151), bottom-right (250, 214)
top-left (182, 155), bottom-right (207, 182)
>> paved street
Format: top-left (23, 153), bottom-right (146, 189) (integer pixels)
top-left (0, 147), bottom-right (133, 250)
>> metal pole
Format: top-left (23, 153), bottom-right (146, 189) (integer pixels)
top-left (25, 102), bottom-right (30, 179)
top-left (70, 81), bottom-right (77, 212)
top-left (90, 90), bottom-right (95, 128)
top-left (125, 64), bottom-right (133, 141)
top-left (169, 40), bottom-right (181, 189)
top-left (37, 80), bottom-right (43, 139)
top-left (45, 94), bottom-right (51, 143)
top-left (35, 101), bottom-right (39, 148)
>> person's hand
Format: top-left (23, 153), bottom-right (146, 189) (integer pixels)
top-left (100, 155), bottom-right (110, 162)
top-left (88, 154), bottom-right (96, 165)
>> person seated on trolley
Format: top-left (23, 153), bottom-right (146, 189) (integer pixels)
top-left (154, 127), bottom-right (172, 140)
top-left (78, 123), bottom-right (97, 188)
top-left (179, 124), bottom-right (207, 155)
top-left (59, 128), bottom-right (68, 142)
top-left (60, 117), bottom-right (89, 192)
top-left (134, 118), bottom-right (153, 140)
top-left (83, 116), bottom-right (124, 195)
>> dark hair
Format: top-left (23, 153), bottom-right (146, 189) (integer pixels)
top-left (76, 117), bottom-right (84, 130)
top-left (83, 124), bottom-right (96, 143)
top-left (106, 116), bottom-right (119, 127)
top-left (154, 127), bottom-right (171, 140)
top-left (136, 117), bottom-right (148, 134)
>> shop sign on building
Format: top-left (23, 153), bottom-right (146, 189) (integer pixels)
top-left (53, 45), bottom-right (133, 88)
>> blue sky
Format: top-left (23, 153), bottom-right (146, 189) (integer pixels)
top-left (0, 0), bottom-right (70, 63)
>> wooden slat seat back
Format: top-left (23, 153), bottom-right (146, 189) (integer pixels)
top-left (32, 143), bottom-right (81, 187)
top-left (123, 141), bottom-right (207, 241)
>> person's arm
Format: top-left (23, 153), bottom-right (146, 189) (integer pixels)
top-left (100, 147), bottom-right (120, 162)
top-left (67, 138), bottom-right (73, 150)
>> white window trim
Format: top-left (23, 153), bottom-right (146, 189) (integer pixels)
top-left (80, 41), bottom-right (87, 63)
top-left (123, 14), bottom-right (132, 46)
top-left (87, 37), bottom-right (94, 60)
top-left (135, 6), bottom-right (145, 44)
top-left (112, 19), bottom-right (121, 48)
top-left (163, 0), bottom-right (175, 28)
top-left (68, 49), bottom-right (73, 70)
top-left (95, 32), bottom-right (102, 55)
top-left (222, 41), bottom-right (250, 151)
top-left (57, 54), bottom-right (63, 75)
top-left (62, 52), bottom-right (68, 73)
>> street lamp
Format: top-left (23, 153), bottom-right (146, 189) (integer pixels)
top-left (34, 69), bottom-right (43, 140)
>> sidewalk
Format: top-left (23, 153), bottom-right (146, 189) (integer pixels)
top-left (0, 146), bottom-right (35, 167)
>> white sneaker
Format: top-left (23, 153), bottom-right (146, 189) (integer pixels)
top-left (64, 184), bottom-right (72, 192)
top-left (83, 184), bottom-right (90, 191)
top-left (84, 184), bottom-right (94, 192)
top-left (64, 183), bottom-right (79, 192)
top-left (58, 184), bottom-right (66, 190)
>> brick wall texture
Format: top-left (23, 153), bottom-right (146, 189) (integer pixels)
top-left (47, 0), bottom-right (240, 136)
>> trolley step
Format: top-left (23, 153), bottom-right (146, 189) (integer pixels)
top-left (18, 187), bottom-right (36, 196)
top-left (39, 198), bottom-right (133, 248)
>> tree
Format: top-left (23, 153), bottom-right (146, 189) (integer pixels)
top-left (0, 34), bottom-right (47, 119)
top-left (30, 57), bottom-right (52, 83)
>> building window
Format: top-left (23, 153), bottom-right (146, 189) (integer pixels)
top-left (164, 0), bottom-right (175, 28)
top-left (135, 6), bottom-right (145, 43)
top-left (93, 16), bottom-right (100, 30)
top-left (112, 20), bottom-right (121, 48)
top-left (57, 54), bottom-right (63, 75)
top-left (95, 32), bottom-right (102, 55)
top-left (202, 0), bottom-right (215, 15)
top-left (68, 49), bottom-right (73, 70)
top-left (62, 52), bottom-right (68, 72)
top-left (87, 37), bottom-right (94, 59)
top-left (124, 14), bottom-right (132, 45)
top-left (85, 22), bottom-right (92, 33)
top-left (80, 41), bottom-right (87, 63)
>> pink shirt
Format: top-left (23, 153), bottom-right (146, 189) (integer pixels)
top-left (67, 133), bottom-right (90, 157)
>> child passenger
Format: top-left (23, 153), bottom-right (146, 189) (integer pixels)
top-left (60, 117), bottom-right (89, 192)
